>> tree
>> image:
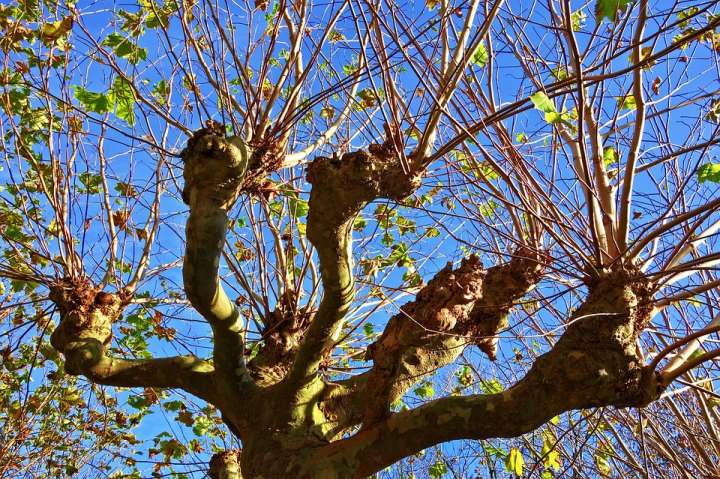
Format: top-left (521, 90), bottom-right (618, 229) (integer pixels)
top-left (1, 0), bottom-right (720, 477)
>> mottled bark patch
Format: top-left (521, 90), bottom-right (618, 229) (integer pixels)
top-left (468, 247), bottom-right (545, 359)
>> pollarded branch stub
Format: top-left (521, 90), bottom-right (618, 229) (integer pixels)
top-left (48, 277), bottom-right (124, 375)
top-left (209, 449), bottom-right (242, 479)
top-left (358, 251), bottom-right (545, 426)
top-left (306, 149), bottom-right (421, 238)
top-left (359, 255), bottom-right (487, 425)
top-left (528, 267), bottom-right (661, 409)
top-left (399, 254), bottom-right (487, 333)
top-left (365, 255), bottom-right (488, 364)
top-left (180, 128), bottom-right (250, 209)
top-left (469, 247), bottom-right (546, 359)
top-left (247, 295), bottom-right (315, 386)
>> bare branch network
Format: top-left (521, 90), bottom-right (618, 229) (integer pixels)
top-left (1, 0), bottom-right (720, 478)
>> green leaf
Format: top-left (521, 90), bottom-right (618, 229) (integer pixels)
top-left (530, 92), bottom-right (562, 124)
top-left (127, 394), bottom-right (151, 410)
top-left (150, 80), bottom-right (169, 105)
top-left (602, 147), bottom-right (617, 166)
top-left (595, 0), bottom-right (633, 23)
top-left (455, 365), bottom-right (472, 386)
top-left (595, 452), bottom-right (611, 475)
top-left (343, 56), bottom-right (360, 76)
top-left (706, 99), bottom-right (720, 123)
top-left (73, 86), bottom-right (112, 114)
top-left (78, 172), bottom-right (103, 194)
top-left (109, 76), bottom-right (136, 125)
top-left (542, 433), bottom-right (561, 471)
top-left (363, 322), bottom-right (374, 337)
top-left (357, 88), bottom-right (379, 109)
top-left (472, 42), bottom-right (488, 67)
top-left (119, 9), bottom-right (145, 36)
top-left (405, 126), bottom-right (421, 140)
top-left (479, 200), bottom-right (498, 218)
top-left (617, 94), bottom-right (636, 111)
top-left (428, 461), bottom-right (447, 478)
top-left (485, 444), bottom-right (507, 458)
top-left (551, 66), bottom-right (568, 81)
top-left (159, 438), bottom-right (187, 460)
top-left (414, 381), bottom-right (435, 399)
top-left (678, 6), bottom-right (699, 29)
top-left (353, 215), bottom-right (367, 231)
top-left (328, 30), bottom-right (345, 42)
top-left (192, 415), bottom-right (214, 436)
top-left (697, 163), bottom-right (720, 183)
top-left (140, 0), bottom-right (177, 29)
top-left (277, 186), bottom-right (309, 218)
top-left (424, 226), bottom-right (440, 238)
top-left (571, 10), bottom-right (587, 31)
top-left (426, 0), bottom-right (440, 11)
top-left (480, 378), bottom-right (504, 394)
top-left (516, 132), bottom-right (528, 143)
top-left (163, 400), bottom-right (184, 411)
top-left (102, 33), bottom-right (147, 64)
top-left (39, 16), bottom-right (73, 44)
top-left (505, 448), bottom-right (525, 476)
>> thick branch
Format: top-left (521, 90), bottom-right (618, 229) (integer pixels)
top-left (354, 250), bottom-right (543, 425)
top-left (72, 354), bottom-right (216, 402)
top-left (49, 279), bottom-right (217, 403)
top-left (309, 269), bottom-right (662, 478)
top-left (288, 146), bottom-right (420, 382)
top-left (181, 128), bottom-right (251, 388)
top-left (286, 143), bottom-right (420, 389)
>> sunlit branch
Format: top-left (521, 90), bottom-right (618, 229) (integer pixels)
top-left (124, 164), bottom-right (164, 293)
top-left (282, 62), bottom-right (363, 167)
top-left (664, 218), bottom-right (720, 272)
top-left (272, 3), bottom-right (349, 140)
top-left (661, 347), bottom-right (720, 387)
top-left (256, 0), bottom-right (310, 139)
top-left (617, 0), bottom-right (648, 253)
top-left (627, 198), bottom-right (720, 260)
top-left (650, 321), bottom-right (720, 372)
top-left (415, 0), bottom-right (503, 160)
top-left (653, 279), bottom-right (720, 310)
top-left (427, 14), bottom-right (720, 168)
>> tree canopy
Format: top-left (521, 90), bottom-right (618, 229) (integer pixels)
top-left (1, 0), bottom-right (720, 477)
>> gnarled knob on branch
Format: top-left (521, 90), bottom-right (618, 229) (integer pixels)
top-left (306, 148), bottom-right (421, 245)
top-left (48, 278), bottom-right (124, 375)
top-left (181, 128), bottom-right (250, 208)
top-left (209, 449), bottom-right (242, 479)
